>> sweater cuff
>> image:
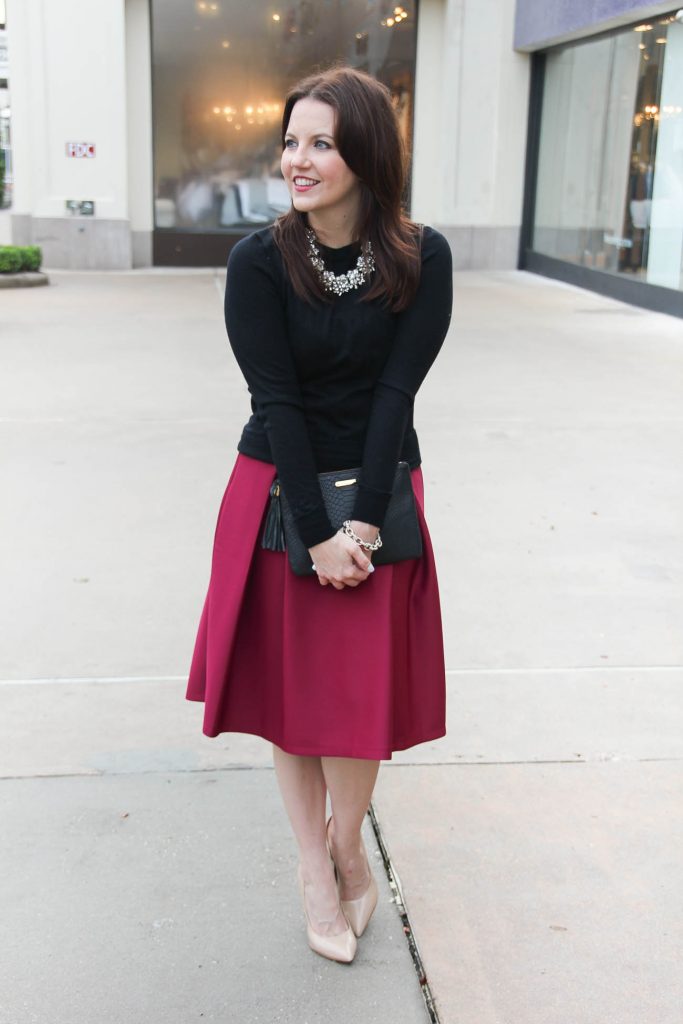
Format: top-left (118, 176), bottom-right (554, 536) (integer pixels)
top-left (351, 482), bottom-right (392, 531)
top-left (296, 507), bottom-right (337, 550)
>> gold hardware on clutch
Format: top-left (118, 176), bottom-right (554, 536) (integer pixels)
top-left (335, 477), bottom-right (357, 488)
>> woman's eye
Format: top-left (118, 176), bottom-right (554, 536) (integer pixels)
top-left (315, 140), bottom-right (331, 149)
top-left (284, 139), bottom-right (296, 148)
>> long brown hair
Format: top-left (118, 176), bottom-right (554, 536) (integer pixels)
top-left (272, 65), bottom-right (422, 312)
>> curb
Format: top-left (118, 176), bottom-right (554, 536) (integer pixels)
top-left (0, 271), bottom-right (50, 289)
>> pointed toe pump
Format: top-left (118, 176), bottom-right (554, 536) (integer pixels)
top-left (296, 862), bottom-right (357, 963)
top-left (326, 815), bottom-right (379, 938)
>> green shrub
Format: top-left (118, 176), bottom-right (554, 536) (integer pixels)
top-left (0, 245), bottom-right (43, 273)
top-left (21, 246), bottom-right (42, 272)
top-left (0, 247), bottom-right (22, 272)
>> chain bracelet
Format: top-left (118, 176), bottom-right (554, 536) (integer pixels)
top-left (340, 520), bottom-right (383, 552)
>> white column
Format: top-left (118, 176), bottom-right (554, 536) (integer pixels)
top-left (411, 0), bottom-right (530, 268)
top-left (411, 0), bottom-right (447, 226)
top-left (125, 0), bottom-right (154, 266)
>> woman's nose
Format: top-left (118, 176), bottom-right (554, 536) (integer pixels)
top-left (291, 148), bottom-right (312, 168)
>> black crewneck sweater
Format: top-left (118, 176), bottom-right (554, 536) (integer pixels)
top-left (224, 224), bottom-right (453, 549)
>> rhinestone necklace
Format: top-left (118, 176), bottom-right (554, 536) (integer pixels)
top-left (305, 228), bottom-right (376, 296)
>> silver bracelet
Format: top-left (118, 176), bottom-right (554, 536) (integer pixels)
top-left (340, 520), bottom-right (382, 552)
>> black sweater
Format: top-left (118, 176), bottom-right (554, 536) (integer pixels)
top-left (224, 223), bottom-right (453, 549)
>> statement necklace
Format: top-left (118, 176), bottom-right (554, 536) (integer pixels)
top-left (305, 228), bottom-right (376, 296)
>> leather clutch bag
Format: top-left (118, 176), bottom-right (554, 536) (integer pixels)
top-left (261, 461), bottom-right (423, 576)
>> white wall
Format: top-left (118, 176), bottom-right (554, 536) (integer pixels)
top-left (4, 0), bottom-right (137, 267)
top-left (412, 0), bottom-right (529, 242)
top-left (8, 0), bottom-right (129, 220)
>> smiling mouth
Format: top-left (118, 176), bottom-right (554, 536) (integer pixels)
top-left (293, 177), bottom-right (320, 187)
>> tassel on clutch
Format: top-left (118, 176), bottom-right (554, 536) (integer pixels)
top-left (261, 480), bottom-right (286, 552)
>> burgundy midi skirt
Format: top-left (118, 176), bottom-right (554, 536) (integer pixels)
top-left (186, 453), bottom-right (446, 760)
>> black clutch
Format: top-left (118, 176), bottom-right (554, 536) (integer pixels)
top-left (261, 461), bottom-right (423, 576)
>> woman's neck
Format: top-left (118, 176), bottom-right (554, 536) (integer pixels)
top-left (306, 210), bottom-right (360, 249)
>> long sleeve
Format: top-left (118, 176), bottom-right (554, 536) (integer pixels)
top-left (224, 234), bottom-right (336, 548)
top-left (351, 228), bottom-right (453, 527)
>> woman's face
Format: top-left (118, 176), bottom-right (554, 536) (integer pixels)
top-left (281, 97), bottom-right (361, 226)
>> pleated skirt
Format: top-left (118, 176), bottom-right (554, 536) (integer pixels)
top-left (186, 453), bottom-right (446, 760)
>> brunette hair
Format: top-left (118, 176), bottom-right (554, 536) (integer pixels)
top-left (272, 65), bottom-right (422, 312)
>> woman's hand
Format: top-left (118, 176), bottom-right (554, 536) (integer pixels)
top-left (308, 528), bottom-right (375, 590)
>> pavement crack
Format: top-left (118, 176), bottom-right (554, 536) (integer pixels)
top-left (2, 756), bottom-right (683, 781)
top-left (385, 756), bottom-right (683, 767)
top-left (368, 801), bottom-right (441, 1024)
top-left (0, 764), bottom-right (274, 781)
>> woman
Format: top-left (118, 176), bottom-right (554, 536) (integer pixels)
top-left (187, 65), bottom-right (453, 964)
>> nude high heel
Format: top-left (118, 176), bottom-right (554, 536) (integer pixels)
top-left (296, 862), bottom-right (357, 963)
top-left (326, 814), bottom-right (379, 937)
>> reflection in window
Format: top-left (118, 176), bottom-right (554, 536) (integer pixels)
top-left (533, 14), bottom-right (683, 292)
top-left (150, 1), bottom-right (417, 232)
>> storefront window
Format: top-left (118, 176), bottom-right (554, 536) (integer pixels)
top-left (532, 13), bottom-right (683, 293)
top-left (150, 1), bottom-right (417, 233)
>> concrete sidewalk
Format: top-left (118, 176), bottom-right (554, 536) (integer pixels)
top-left (1, 265), bottom-right (682, 1023)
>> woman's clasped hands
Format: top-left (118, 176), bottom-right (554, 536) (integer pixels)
top-left (308, 521), bottom-right (378, 589)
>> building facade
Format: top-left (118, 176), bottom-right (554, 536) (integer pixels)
top-left (0, 0), bottom-right (529, 274)
top-left (1, 0), bottom-right (681, 315)
top-left (517, 0), bottom-right (683, 315)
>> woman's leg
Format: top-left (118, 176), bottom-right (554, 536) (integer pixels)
top-left (321, 756), bottom-right (380, 901)
top-left (271, 743), bottom-right (349, 936)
